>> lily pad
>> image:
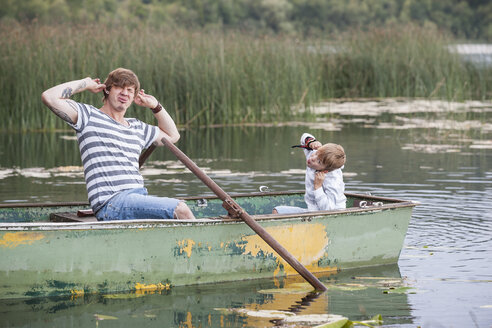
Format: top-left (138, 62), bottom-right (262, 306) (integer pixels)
top-left (216, 308), bottom-right (350, 326)
top-left (94, 314), bottom-right (118, 321)
top-left (314, 314), bottom-right (383, 328)
top-left (214, 308), bottom-right (294, 319)
top-left (240, 309), bottom-right (294, 319)
top-left (353, 314), bottom-right (383, 326)
top-left (103, 293), bottom-right (146, 299)
top-left (323, 283), bottom-right (368, 291)
top-left (301, 315), bottom-right (348, 327)
top-left (382, 287), bottom-right (416, 294)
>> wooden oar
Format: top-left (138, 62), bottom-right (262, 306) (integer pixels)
top-left (138, 143), bottom-right (157, 169)
top-left (161, 137), bottom-right (327, 292)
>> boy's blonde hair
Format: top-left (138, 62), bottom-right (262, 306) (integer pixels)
top-left (317, 143), bottom-right (346, 172)
top-left (102, 68), bottom-right (140, 102)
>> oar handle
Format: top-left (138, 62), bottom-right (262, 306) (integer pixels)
top-left (139, 143), bottom-right (157, 169)
top-left (161, 137), bottom-right (327, 292)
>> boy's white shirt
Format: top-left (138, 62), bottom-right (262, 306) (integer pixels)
top-left (301, 133), bottom-right (346, 211)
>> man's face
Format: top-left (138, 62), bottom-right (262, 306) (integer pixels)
top-left (306, 151), bottom-right (326, 171)
top-left (107, 85), bottom-right (136, 112)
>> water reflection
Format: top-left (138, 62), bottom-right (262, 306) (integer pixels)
top-left (0, 265), bottom-right (410, 328)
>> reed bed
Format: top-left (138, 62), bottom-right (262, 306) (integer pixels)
top-left (0, 23), bottom-right (490, 131)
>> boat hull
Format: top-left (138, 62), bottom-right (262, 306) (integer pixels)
top-left (0, 192), bottom-right (415, 299)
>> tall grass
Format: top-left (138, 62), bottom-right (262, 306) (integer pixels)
top-left (0, 22), bottom-right (490, 131)
top-left (323, 25), bottom-right (491, 100)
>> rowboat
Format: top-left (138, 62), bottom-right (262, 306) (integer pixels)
top-left (0, 190), bottom-right (416, 299)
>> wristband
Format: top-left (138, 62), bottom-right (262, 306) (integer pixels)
top-left (151, 103), bottom-right (163, 114)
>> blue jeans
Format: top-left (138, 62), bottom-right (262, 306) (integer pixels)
top-left (96, 188), bottom-right (181, 221)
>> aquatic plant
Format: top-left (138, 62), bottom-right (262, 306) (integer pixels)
top-left (0, 22), bottom-right (490, 131)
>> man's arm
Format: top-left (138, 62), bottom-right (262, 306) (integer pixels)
top-left (134, 89), bottom-right (180, 145)
top-left (41, 77), bottom-right (105, 124)
top-left (153, 110), bottom-right (181, 145)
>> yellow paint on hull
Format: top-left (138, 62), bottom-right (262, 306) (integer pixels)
top-left (134, 282), bottom-right (170, 293)
top-left (177, 239), bottom-right (196, 258)
top-left (241, 223), bottom-right (336, 275)
top-left (70, 289), bottom-right (85, 296)
top-left (0, 232), bottom-right (45, 248)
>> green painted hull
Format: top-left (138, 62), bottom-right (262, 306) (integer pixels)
top-left (0, 191), bottom-right (417, 299)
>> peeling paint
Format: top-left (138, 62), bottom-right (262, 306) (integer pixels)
top-left (0, 232), bottom-right (45, 248)
top-left (134, 282), bottom-right (170, 293)
top-left (177, 239), bottom-right (196, 257)
top-left (241, 223), bottom-right (333, 275)
top-left (71, 289), bottom-right (84, 296)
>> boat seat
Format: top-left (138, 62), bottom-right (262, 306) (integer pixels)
top-left (50, 212), bottom-right (98, 223)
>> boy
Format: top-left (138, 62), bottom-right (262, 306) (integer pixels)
top-left (274, 133), bottom-right (346, 214)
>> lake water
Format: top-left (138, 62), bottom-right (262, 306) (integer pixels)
top-left (0, 99), bottom-right (491, 327)
top-left (449, 44), bottom-right (492, 67)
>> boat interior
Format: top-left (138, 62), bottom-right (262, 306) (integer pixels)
top-left (0, 191), bottom-right (407, 224)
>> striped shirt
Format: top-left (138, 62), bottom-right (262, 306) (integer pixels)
top-left (301, 133), bottom-right (346, 211)
top-left (69, 103), bottom-right (158, 213)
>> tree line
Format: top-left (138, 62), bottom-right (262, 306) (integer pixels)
top-left (1, 0), bottom-right (491, 40)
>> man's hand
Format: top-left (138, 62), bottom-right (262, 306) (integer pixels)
top-left (134, 89), bottom-right (158, 109)
top-left (314, 171), bottom-right (326, 190)
top-left (135, 89), bottom-right (180, 145)
top-left (85, 78), bottom-right (106, 94)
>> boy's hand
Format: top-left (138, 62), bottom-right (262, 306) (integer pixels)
top-left (314, 171), bottom-right (326, 189)
top-left (310, 141), bottom-right (322, 150)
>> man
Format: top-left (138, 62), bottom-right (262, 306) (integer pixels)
top-left (42, 68), bottom-right (196, 220)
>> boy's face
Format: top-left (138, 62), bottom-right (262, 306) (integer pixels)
top-left (307, 151), bottom-right (327, 171)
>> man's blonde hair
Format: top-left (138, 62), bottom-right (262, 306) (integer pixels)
top-left (317, 143), bottom-right (346, 172)
top-left (102, 68), bottom-right (140, 101)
